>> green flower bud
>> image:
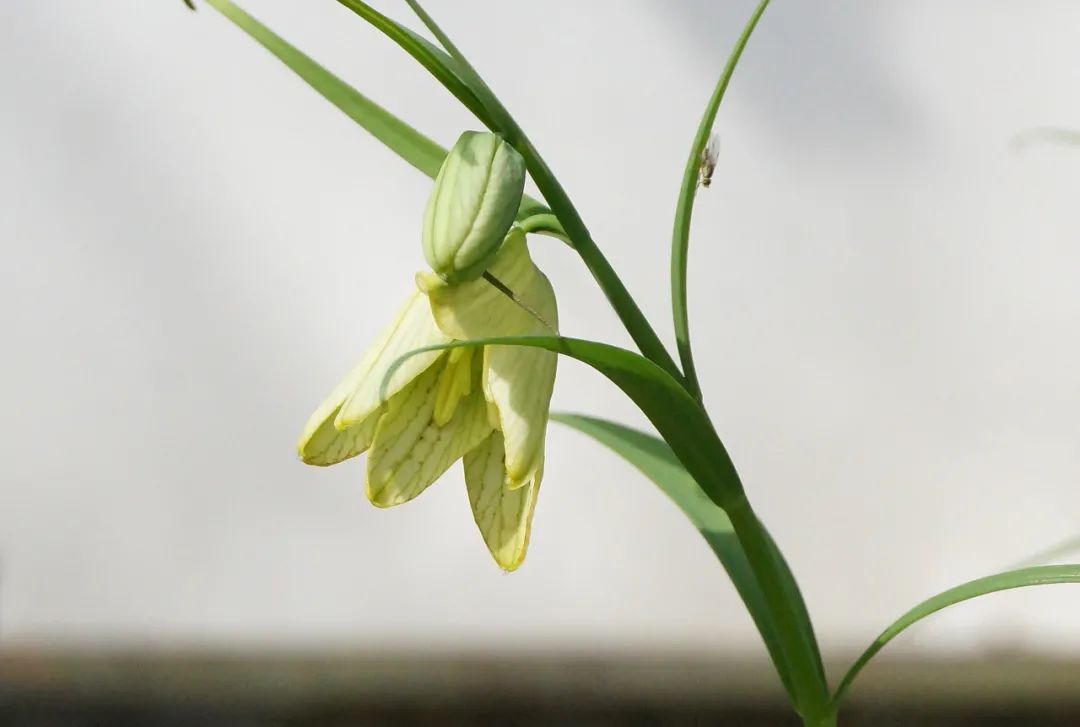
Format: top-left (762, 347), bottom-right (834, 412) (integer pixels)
top-left (422, 131), bottom-right (526, 284)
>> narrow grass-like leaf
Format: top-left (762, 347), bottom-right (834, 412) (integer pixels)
top-left (386, 337), bottom-right (830, 721)
top-left (384, 336), bottom-right (743, 509)
top-left (670, 0), bottom-right (771, 400)
top-left (199, 0), bottom-right (563, 233)
top-left (833, 564), bottom-right (1080, 705)
top-left (551, 413), bottom-right (796, 701)
top-left (399, 0), bottom-right (513, 133)
top-left (203, 0), bottom-right (444, 176)
top-left (334, 0), bottom-right (498, 127)
top-left (724, 497), bottom-right (831, 722)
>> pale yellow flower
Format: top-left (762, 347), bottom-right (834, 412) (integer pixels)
top-left (298, 230), bottom-right (557, 570)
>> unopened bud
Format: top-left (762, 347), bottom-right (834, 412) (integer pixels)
top-left (422, 131), bottom-right (526, 284)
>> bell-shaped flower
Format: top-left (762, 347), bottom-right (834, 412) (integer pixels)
top-left (298, 230), bottom-right (557, 570)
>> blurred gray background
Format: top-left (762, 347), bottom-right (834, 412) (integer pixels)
top-left (2, 0), bottom-right (1079, 678)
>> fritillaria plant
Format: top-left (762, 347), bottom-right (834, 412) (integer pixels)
top-left (190, 1), bottom-right (1080, 724)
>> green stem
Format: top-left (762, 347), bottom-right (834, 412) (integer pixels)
top-left (515, 135), bottom-right (686, 383)
top-left (341, 2), bottom-right (825, 721)
top-left (400, 0), bottom-right (686, 385)
top-left (726, 495), bottom-right (832, 724)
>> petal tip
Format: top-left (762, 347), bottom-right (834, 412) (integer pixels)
top-left (332, 411), bottom-right (354, 432)
top-left (415, 270), bottom-right (445, 294)
top-left (365, 484), bottom-right (397, 509)
top-left (495, 551), bottom-right (526, 572)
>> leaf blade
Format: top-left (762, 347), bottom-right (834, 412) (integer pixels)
top-left (203, 0), bottom-right (444, 176)
top-left (551, 413), bottom-right (795, 699)
top-left (670, 0), bottom-right (771, 399)
top-left (386, 338), bottom-right (829, 717)
top-left (334, 0), bottom-right (497, 127)
top-left (833, 564), bottom-right (1080, 705)
top-left (199, 0), bottom-right (563, 231)
top-left (384, 335), bottom-right (745, 510)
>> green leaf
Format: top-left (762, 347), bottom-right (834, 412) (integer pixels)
top-left (388, 338), bottom-right (830, 721)
top-left (833, 564), bottom-right (1080, 705)
top-left (202, 0), bottom-right (443, 176)
top-left (198, 0), bottom-right (564, 233)
top-left (385, 335), bottom-right (744, 510)
top-left (551, 413), bottom-right (795, 700)
top-left (398, 0), bottom-right (522, 141)
top-left (670, 0), bottom-right (771, 400)
top-left (335, 0), bottom-right (500, 128)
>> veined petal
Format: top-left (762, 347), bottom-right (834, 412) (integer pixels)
top-left (424, 231), bottom-right (559, 489)
top-left (367, 352), bottom-right (493, 507)
top-left (422, 228), bottom-right (539, 341)
top-left (463, 431), bottom-right (541, 571)
top-left (299, 291), bottom-right (447, 465)
top-left (482, 268), bottom-right (558, 488)
top-left (335, 291), bottom-right (450, 431)
top-left (298, 403), bottom-right (380, 467)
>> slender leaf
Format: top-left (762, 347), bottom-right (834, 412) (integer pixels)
top-left (388, 337), bottom-right (830, 721)
top-left (199, 0), bottom-right (564, 235)
top-left (724, 497), bottom-right (831, 722)
top-left (551, 413), bottom-right (795, 700)
top-left (833, 564), bottom-right (1080, 705)
top-left (334, 0), bottom-right (687, 384)
top-left (399, 0), bottom-right (515, 133)
top-left (670, 0), bottom-right (771, 400)
top-left (385, 335), bottom-right (743, 510)
top-left (335, 0), bottom-right (499, 128)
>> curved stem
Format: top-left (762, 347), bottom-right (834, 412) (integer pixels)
top-left (516, 135), bottom-right (686, 382)
top-left (402, 0), bottom-right (686, 384)
top-left (363, 2), bottom-right (826, 720)
top-left (726, 495), bottom-right (832, 724)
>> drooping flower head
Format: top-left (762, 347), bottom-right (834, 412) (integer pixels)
top-left (298, 133), bottom-right (557, 570)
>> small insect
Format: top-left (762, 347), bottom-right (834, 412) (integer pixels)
top-left (698, 134), bottom-right (720, 189)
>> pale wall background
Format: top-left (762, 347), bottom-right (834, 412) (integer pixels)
top-left (2, 0), bottom-right (1079, 663)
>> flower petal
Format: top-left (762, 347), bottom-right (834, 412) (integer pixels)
top-left (298, 403), bottom-right (380, 466)
top-left (366, 353), bottom-right (492, 507)
top-left (483, 267), bottom-right (558, 487)
top-left (424, 232), bottom-right (558, 488)
top-left (334, 290), bottom-right (449, 431)
top-left (463, 431), bottom-right (541, 571)
top-left (298, 291), bottom-right (447, 465)
top-left (422, 228), bottom-right (540, 341)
